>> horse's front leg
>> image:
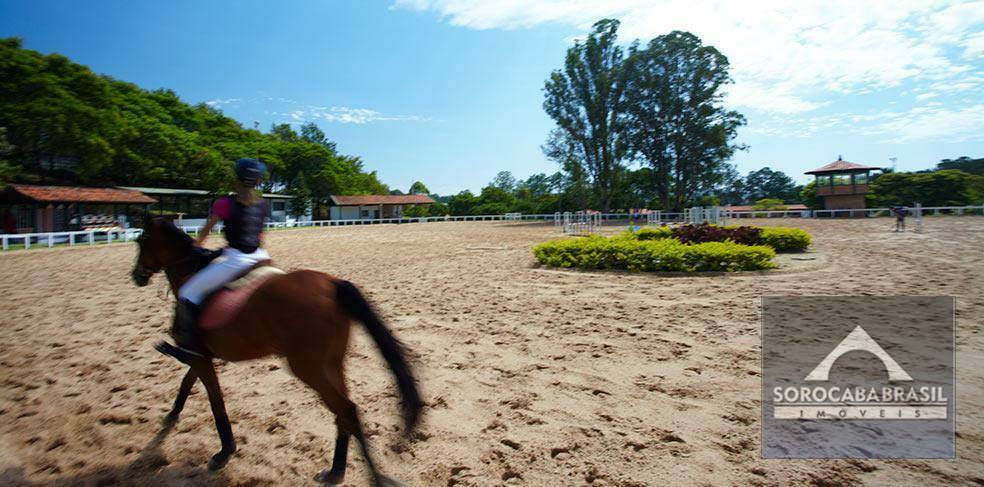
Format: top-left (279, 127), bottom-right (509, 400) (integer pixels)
top-left (164, 367), bottom-right (198, 426)
top-left (194, 358), bottom-right (237, 470)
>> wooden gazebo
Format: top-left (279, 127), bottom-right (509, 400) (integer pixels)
top-left (0, 184), bottom-right (156, 234)
top-left (805, 157), bottom-right (881, 211)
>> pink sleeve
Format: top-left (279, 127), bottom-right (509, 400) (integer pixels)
top-left (212, 197), bottom-right (232, 220)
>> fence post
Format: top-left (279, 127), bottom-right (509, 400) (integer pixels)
top-left (2, 235), bottom-right (7, 251)
top-left (89, 230), bottom-right (95, 245)
top-left (25, 235), bottom-right (30, 250)
top-left (48, 233), bottom-right (54, 248)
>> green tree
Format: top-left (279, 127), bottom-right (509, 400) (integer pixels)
top-left (800, 181), bottom-right (821, 209)
top-left (489, 171), bottom-right (517, 192)
top-left (288, 172), bottom-right (312, 217)
top-left (752, 198), bottom-right (786, 210)
top-left (408, 181), bottom-right (430, 195)
top-left (543, 129), bottom-right (591, 210)
top-left (937, 156), bottom-right (983, 175)
top-left (624, 31), bottom-right (745, 211)
top-left (0, 127), bottom-right (17, 188)
top-left (868, 170), bottom-right (983, 207)
top-left (543, 19), bottom-right (629, 212)
top-left (447, 190), bottom-right (478, 215)
top-left (743, 167), bottom-right (799, 202)
top-left (0, 38), bottom-right (387, 199)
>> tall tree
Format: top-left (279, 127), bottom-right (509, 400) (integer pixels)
top-left (408, 181), bottom-right (430, 195)
top-left (624, 31), bottom-right (745, 210)
top-left (543, 128), bottom-right (591, 210)
top-left (742, 167), bottom-right (799, 202)
top-left (490, 171), bottom-right (517, 192)
top-left (543, 19), bottom-right (629, 212)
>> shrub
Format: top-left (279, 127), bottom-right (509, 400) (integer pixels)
top-left (631, 226), bottom-right (673, 240)
top-left (758, 227), bottom-right (812, 252)
top-left (625, 223), bottom-right (811, 252)
top-left (533, 235), bottom-right (776, 272)
top-left (672, 223), bottom-right (761, 245)
top-left (752, 198), bottom-right (787, 210)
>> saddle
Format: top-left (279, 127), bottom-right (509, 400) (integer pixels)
top-left (198, 262), bottom-right (285, 330)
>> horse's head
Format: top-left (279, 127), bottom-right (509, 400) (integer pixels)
top-left (131, 217), bottom-right (193, 287)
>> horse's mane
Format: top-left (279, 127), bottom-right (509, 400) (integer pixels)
top-left (157, 219), bottom-right (195, 249)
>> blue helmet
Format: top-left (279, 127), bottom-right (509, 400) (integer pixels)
top-left (234, 158), bottom-right (266, 186)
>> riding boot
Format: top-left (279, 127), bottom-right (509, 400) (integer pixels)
top-left (155, 299), bottom-right (207, 364)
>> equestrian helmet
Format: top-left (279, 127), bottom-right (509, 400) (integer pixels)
top-left (234, 158), bottom-right (267, 186)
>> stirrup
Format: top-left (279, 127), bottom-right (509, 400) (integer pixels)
top-left (155, 340), bottom-right (207, 365)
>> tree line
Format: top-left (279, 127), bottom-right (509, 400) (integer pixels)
top-left (0, 37), bottom-right (388, 218)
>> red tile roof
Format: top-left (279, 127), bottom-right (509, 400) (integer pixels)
top-left (4, 184), bottom-right (157, 204)
top-left (330, 194), bottom-right (435, 206)
top-left (724, 204), bottom-right (808, 212)
top-left (805, 158), bottom-right (881, 174)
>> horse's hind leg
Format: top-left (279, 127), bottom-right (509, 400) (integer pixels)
top-left (194, 359), bottom-right (237, 471)
top-left (164, 368), bottom-right (197, 425)
top-left (289, 356), bottom-right (393, 486)
top-left (314, 428), bottom-right (350, 484)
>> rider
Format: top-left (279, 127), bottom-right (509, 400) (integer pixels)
top-left (168, 158), bottom-right (270, 360)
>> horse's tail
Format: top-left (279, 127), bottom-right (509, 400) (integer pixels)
top-left (333, 279), bottom-right (422, 436)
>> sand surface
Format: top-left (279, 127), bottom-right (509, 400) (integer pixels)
top-left (1, 217), bottom-right (982, 486)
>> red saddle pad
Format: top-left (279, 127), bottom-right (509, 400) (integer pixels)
top-left (199, 276), bottom-right (273, 330)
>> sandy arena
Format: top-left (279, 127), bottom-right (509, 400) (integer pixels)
top-left (1, 217), bottom-right (982, 486)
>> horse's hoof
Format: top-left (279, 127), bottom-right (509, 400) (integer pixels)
top-left (314, 469), bottom-right (344, 484)
top-left (207, 448), bottom-right (236, 471)
top-left (162, 412), bottom-right (180, 427)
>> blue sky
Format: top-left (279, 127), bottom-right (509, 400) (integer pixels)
top-left (1, 0), bottom-right (982, 195)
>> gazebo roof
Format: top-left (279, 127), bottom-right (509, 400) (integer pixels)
top-left (1, 184), bottom-right (157, 204)
top-left (805, 157), bottom-right (881, 175)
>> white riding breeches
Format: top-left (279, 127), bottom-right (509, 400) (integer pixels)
top-left (178, 247), bottom-right (270, 304)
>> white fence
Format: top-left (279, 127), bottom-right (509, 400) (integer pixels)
top-left (2, 205), bottom-right (981, 252)
top-left (561, 211), bottom-right (601, 236)
top-left (1, 228), bottom-right (144, 251)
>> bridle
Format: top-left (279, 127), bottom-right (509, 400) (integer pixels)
top-left (133, 234), bottom-right (159, 280)
top-left (133, 228), bottom-right (202, 286)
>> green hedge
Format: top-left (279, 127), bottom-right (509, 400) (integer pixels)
top-left (533, 235), bottom-right (776, 272)
top-left (633, 226), bottom-right (674, 240)
top-left (627, 224), bottom-right (811, 252)
top-left (758, 227), bottom-right (812, 252)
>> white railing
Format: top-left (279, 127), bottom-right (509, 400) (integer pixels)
top-left (1, 228), bottom-right (144, 251)
top-left (3, 205), bottom-right (982, 252)
top-left (723, 204), bottom-right (984, 219)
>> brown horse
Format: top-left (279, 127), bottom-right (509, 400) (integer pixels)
top-left (130, 218), bottom-right (421, 485)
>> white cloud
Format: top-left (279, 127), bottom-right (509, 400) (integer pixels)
top-left (394, 0), bottom-right (984, 116)
top-left (205, 98), bottom-right (241, 107)
top-left (284, 106), bottom-right (431, 124)
top-left (745, 104), bottom-right (984, 143)
top-left (869, 105), bottom-right (984, 143)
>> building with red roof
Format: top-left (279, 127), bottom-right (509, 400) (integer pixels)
top-left (329, 194), bottom-right (435, 220)
top-left (0, 184), bottom-right (156, 233)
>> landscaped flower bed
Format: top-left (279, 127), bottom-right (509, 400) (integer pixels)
top-left (533, 223), bottom-right (811, 272)
top-left (631, 223), bottom-right (812, 252)
top-left (532, 234), bottom-right (776, 272)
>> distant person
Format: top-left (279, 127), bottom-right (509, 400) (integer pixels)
top-left (892, 206), bottom-right (907, 232)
